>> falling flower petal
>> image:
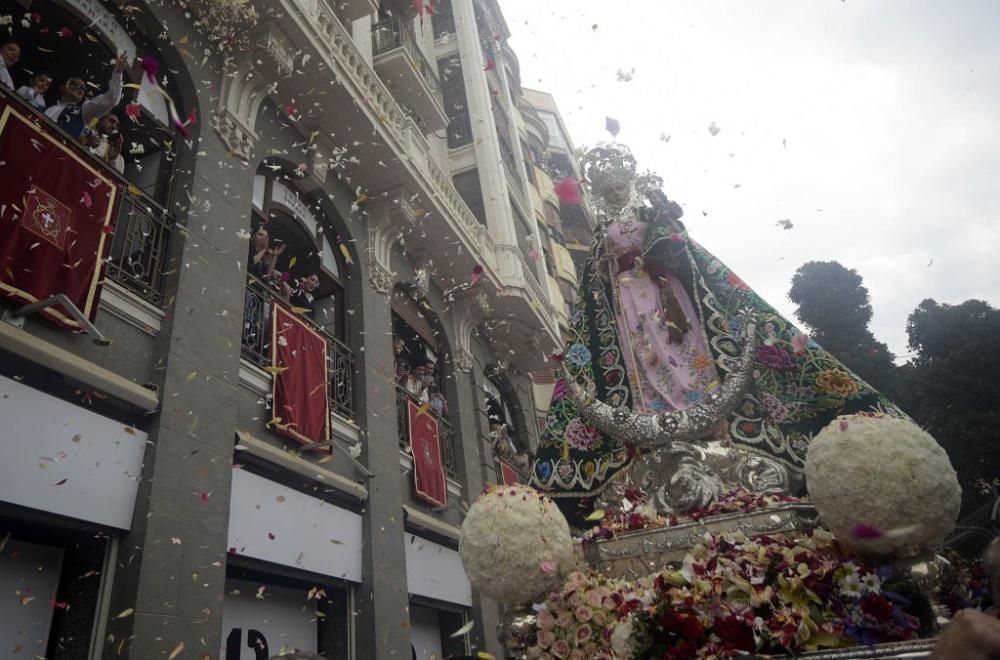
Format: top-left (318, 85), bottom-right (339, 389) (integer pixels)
top-left (708, 121), bottom-right (721, 136)
top-left (851, 524), bottom-right (883, 539)
top-left (585, 509), bottom-right (606, 522)
top-left (553, 177), bottom-right (581, 205)
top-left (605, 116), bottom-right (621, 137)
top-left (470, 264), bottom-right (484, 285)
top-left (139, 57), bottom-right (159, 83)
top-left (450, 619), bottom-right (475, 638)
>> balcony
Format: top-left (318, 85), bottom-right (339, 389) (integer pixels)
top-left (446, 112), bottom-right (473, 149)
top-left (241, 276), bottom-right (356, 421)
top-left (396, 386), bottom-right (458, 480)
top-left (371, 18), bottom-right (449, 132)
top-left (0, 86), bottom-right (174, 317)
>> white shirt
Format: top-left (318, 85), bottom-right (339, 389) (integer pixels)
top-left (0, 61), bottom-right (12, 90)
top-left (16, 86), bottom-right (46, 110)
top-left (45, 72), bottom-right (123, 127)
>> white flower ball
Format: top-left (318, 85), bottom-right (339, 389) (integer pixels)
top-left (805, 414), bottom-right (961, 555)
top-left (459, 484), bottom-right (575, 605)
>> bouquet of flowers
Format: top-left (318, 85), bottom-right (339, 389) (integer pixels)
top-left (612, 530), bottom-right (921, 658)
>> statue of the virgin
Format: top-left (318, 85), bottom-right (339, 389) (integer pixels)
top-left (529, 143), bottom-right (904, 523)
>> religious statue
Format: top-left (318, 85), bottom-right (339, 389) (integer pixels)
top-left (529, 143), bottom-right (904, 523)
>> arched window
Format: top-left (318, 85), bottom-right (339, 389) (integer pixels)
top-left (247, 166), bottom-right (349, 342)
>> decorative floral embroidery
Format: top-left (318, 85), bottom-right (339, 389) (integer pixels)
top-left (565, 418), bottom-right (601, 451)
top-left (565, 343), bottom-right (592, 366)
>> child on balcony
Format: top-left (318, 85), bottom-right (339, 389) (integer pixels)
top-left (0, 40), bottom-right (20, 90)
top-left (46, 53), bottom-right (126, 140)
top-left (16, 71), bottom-right (52, 110)
top-left (81, 113), bottom-right (125, 173)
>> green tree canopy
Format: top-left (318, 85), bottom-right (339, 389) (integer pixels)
top-left (788, 261), bottom-right (898, 396)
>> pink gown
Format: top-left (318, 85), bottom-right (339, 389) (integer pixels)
top-left (605, 218), bottom-right (720, 413)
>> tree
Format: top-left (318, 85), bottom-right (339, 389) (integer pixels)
top-left (899, 299), bottom-right (1000, 514)
top-left (788, 261), bottom-right (898, 396)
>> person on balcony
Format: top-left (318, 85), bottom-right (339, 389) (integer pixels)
top-left (248, 227), bottom-right (291, 296)
top-left (429, 382), bottom-right (448, 417)
top-left (81, 113), bottom-right (125, 173)
top-left (290, 272), bottom-right (320, 314)
top-left (0, 40), bottom-right (20, 90)
top-left (46, 53), bottom-right (126, 140)
top-left (16, 71), bottom-right (51, 111)
top-left (404, 363), bottom-right (430, 403)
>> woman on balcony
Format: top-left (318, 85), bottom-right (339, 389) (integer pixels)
top-left (0, 40), bottom-right (21, 89)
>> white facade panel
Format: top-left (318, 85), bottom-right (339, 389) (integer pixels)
top-left (0, 376), bottom-right (147, 529)
top-left (404, 533), bottom-right (473, 606)
top-left (228, 470), bottom-right (363, 582)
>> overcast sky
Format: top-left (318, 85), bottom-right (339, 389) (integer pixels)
top-left (500, 0), bottom-right (1000, 360)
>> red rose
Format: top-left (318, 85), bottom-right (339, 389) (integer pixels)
top-left (861, 594), bottom-right (894, 623)
top-left (713, 617), bottom-right (755, 651)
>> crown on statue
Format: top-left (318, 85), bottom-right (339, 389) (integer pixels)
top-left (582, 143), bottom-right (637, 193)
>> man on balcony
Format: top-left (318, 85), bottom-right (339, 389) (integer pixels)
top-left (404, 363), bottom-right (430, 403)
top-left (46, 53), bottom-right (126, 140)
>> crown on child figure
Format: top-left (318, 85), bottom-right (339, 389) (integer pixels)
top-left (582, 143), bottom-right (638, 193)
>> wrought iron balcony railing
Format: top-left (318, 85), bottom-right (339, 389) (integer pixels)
top-left (105, 188), bottom-right (174, 307)
top-left (241, 276), bottom-right (357, 421)
top-left (395, 385), bottom-right (458, 481)
top-left (371, 17), bottom-right (442, 95)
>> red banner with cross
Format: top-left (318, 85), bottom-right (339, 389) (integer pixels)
top-left (0, 95), bottom-right (119, 329)
top-left (271, 306), bottom-right (330, 449)
top-left (408, 399), bottom-right (448, 507)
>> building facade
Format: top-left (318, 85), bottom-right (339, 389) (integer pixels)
top-left (0, 0), bottom-right (592, 658)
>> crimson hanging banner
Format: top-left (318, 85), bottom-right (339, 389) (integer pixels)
top-left (498, 461), bottom-right (521, 485)
top-left (271, 306), bottom-right (330, 449)
top-left (407, 399), bottom-right (448, 507)
top-left (0, 95), bottom-right (119, 329)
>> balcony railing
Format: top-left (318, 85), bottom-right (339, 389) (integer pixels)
top-left (0, 86), bottom-right (174, 309)
top-left (105, 188), bottom-right (174, 307)
top-left (396, 386), bottom-right (457, 480)
top-left (372, 17), bottom-right (442, 95)
top-left (446, 112), bottom-right (473, 149)
top-left (242, 276), bottom-right (356, 420)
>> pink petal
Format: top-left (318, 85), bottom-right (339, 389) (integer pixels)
top-left (140, 57), bottom-right (159, 84)
top-left (553, 177), bottom-right (581, 205)
top-left (851, 524), bottom-right (883, 539)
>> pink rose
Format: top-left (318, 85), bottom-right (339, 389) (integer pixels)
top-left (551, 639), bottom-right (571, 659)
top-left (602, 596), bottom-right (617, 610)
top-left (567, 571), bottom-right (586, 586)
top-left (574, 605), bottom-right (593, 623)
top-left (575, 623), bottom-right (593, 644)
top-left (537, 629), bottom-right (556, 649)
top-left (556, 610), bottom-right (574, 629)
top-left (591, 609), bottom-right (608, 627)
top-left (526, 646), bottom-right (543, 659)
top-left (569, 650), bottom-right (586, 660)
top-left (587, 587), bottom-right (609, 608)
top-left (537, 608), bottom-right (556, 631)
top-left (583, 642), bottom-right (599, 656)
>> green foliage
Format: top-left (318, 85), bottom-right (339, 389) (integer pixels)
top-left (788, 261), bottom-right (899, 397)
top-left (899, 299), bottom-right (1000, 512)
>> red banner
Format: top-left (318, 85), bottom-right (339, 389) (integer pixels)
top-left (0, 95), bottom-right (119, 329)
top-left (271, 306), bottom-right (330, 449)
top-left (498, 461), bottom-right (521, 485)
top-left (408, 399), bottom-right (447, 507)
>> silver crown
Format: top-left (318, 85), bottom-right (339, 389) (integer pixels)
top-left (582, 143), bottom-right (637, 193)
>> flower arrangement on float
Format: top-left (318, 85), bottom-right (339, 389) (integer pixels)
top-left (580, 486), bottom-right (803, 542)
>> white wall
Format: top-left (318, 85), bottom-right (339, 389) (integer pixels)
top-left (221, 579), bottom-right (318, 659)
top-left (404, 533), bottom-right (472, 606)
top-left (228, 470), bottom-right (363, 582)
top-left (0, 539), bottom-right (64, 656)
top-left (0, 376), bottom-right (147, 529)
top-left (410, 604), bottom-right (443, 660)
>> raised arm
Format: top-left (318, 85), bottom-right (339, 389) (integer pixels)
top-left (81, 54), bottom-right (127, 126)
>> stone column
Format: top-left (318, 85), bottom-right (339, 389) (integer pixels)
top-left (353, 271), bottom-right (412, 658)
top-left (451, 0), bottom-right (516, 251)
top-left (101, 94), bottom-right (253, 658)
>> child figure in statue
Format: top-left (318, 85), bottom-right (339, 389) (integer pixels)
top-left (529, 143), bottom-right (904, 524)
